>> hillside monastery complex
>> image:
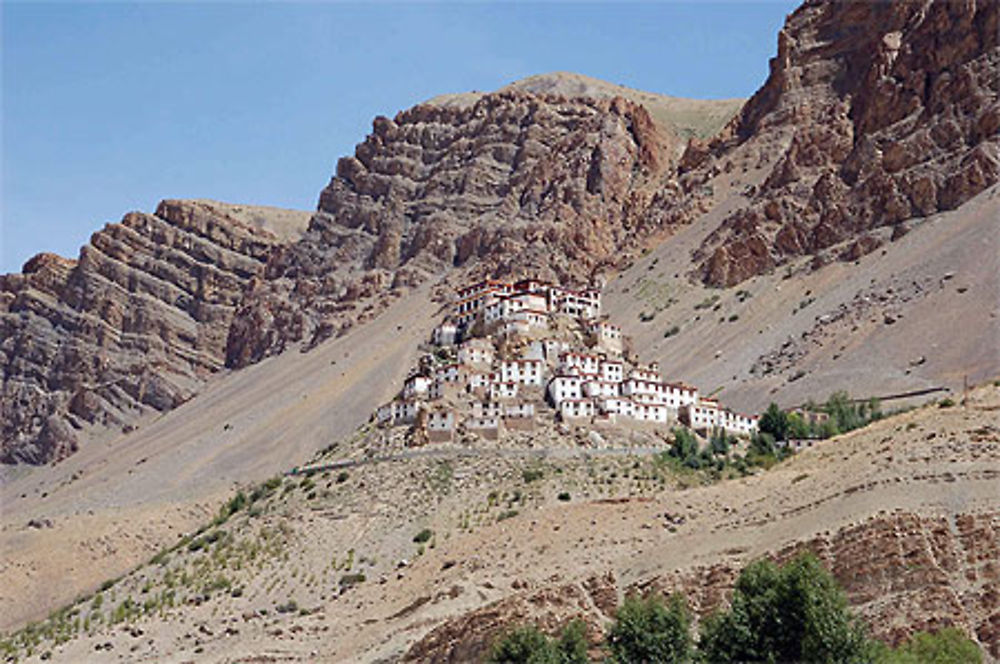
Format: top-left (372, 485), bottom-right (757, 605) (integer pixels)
top-left (377, 279), bottom-right (758, 443)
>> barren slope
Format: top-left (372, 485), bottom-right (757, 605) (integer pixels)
top-left (604, 183), bottom-right (1000, 413)
top-left (9, 385), bottom-right (997, 662)
top-left (0, 285), bottom-right (439, 631)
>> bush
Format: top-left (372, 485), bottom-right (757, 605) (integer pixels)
top-left (275, 599), bottom-right (298, 614)
top-left (487, 620), bottom-right (589, 664)
top-left (938, 398), bottom-right (955, 408)
top-left (872, 627), bottom-right (982, 663)
top-left (709, 428), bottom-right (731, 456)
top-left (413, 528), bottom-right (433, 544)
top-left (759, 403), bottom-right (789, 441)
top-left (336, 471), bottom-right (350, 483)
top-left (339, 573), bottom-right (366, 588)
top-left (557, 492), bottom-right (571, 502)
top-left (669, 428), bottom-right (699, 464)
top-left (522, 469), bottom-right (544, 483)
top-left (606, 593), bottom-right (692, 663)
top-left (663, 325), bottom-right (680, 338)
top-left (699, 553), bottom-right (869, 663)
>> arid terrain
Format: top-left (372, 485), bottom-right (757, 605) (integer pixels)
top-left (2, 0), bottom-right (999, 661)
top-left (3, 384), bottom-right (998, 662)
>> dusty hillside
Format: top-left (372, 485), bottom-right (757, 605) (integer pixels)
top-left (0, 285), bottom-right (440, 632)
top-left (6, 385), bottom-right (997, 662)
top-left (604, 183), bottom-right (1000, 414)
top-left (0, 200), bottom-right (311, 466)
top-left (2, 0), bottom-right (998, 659)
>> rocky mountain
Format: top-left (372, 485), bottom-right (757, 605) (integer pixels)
top-left (4, 1), bottom-right (997, 466)
top-left (692, 0), bottom-right (999, 286)
top-left (0, 200), bottom-right (310, 464)
top-left (226, 89), bottom-right (708, 367)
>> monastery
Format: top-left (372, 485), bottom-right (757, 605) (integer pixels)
top-left (377, 279), bottom-right (758, 444)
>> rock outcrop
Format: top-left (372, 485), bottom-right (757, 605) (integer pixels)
top-left (405, 510), bottom-right (1000, 662)
top-left (225, 91), bottom-right (697, 366)
top-left (0, 200), bottom-right (309, 464)
top-left (696, 0), bottom-right (999, 286)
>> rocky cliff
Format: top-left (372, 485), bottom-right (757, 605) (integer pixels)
top-left (694, 0), bottom-right (999, 286)
top-left (225, 90), bottom-right (702, 367)
top-left (0, 200), bottom-right (309, 464)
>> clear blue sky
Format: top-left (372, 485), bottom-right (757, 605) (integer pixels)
top-left (1, 1), bottom-right (797, 274)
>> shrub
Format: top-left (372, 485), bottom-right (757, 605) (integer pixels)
top-left (872, 627), bottom-right (982, 663)
top-left (487, 625), bottom-right (555, 663)
top-left (557, 492), bottom-right (571, 502)
top-left (275, 599), bottom-right (298, 614)
top-left (606, 593), bottom-right (692, 663)
top-left (709, 428), bottom-right (731, 456)
top-left (699, 553), bottom-right (869, 663)
top-left (522, 468), bottom-right (544, 483)
top-left (759, 403), bottom-right (789, 441)
top-left (336, 471), bottom-right (349, 483)
top-left (669, 428), bottom-right (699, 465)
top-left (939, 398), bottom-right (955, 408)
top-left (663, 325), bottom-right (680, 338)
top-left (413, 528), bottom-right (433, 544)
top-left (487, 619), bottom-right (589, 664)
top-left (339, 573), bottom-right (366, 588)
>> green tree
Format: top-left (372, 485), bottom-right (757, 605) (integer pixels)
top-left (872, 628), bottom-right (982, 664)
top-left (670, 428), bottom-right (699, 465)
top-left (488, 625), bottom-right (557, 664)
top-left (554, 619), bottom-right (589, 664)
top-left (748, 431), bottom-right (777, 458)
top-left (709, 428), bottom-right (731, 456)
top-left (758, 403), bottom-right (789, 441)
top-left (487, 621), bottom-right (589, 664)
top-left (786, 413), bottom-right (811, 440)
top-left (606, 593), bottom-right (693, 663)
top-left (698, 553), bottom-right (869, 663)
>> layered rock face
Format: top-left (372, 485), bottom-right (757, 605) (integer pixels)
top-left (226, 92), bottom-right (693, 366)
top-left (695, 0), bottom-right (999, 286)
top-left (405, 510), bottom-right (1000, 662)
top-left (0, 200), bottom-right (309, 464)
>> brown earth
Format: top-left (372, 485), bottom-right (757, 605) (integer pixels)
top-left (2, 0), bottom-right (999, 658)
top-left (7, 384), bottom-right (996, 663)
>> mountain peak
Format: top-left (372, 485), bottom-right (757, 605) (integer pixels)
top-left (426, 71), bottom-right (744, 141)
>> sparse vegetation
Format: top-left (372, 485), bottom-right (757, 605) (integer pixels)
top-left (694, 294), bottom-right (721, 310)
top-left (522, 468), bottom-right (544, 483)
top-left (662, 325), bottom-right (680, 338)
top-left (413, 528), bottom-right (434, 544)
